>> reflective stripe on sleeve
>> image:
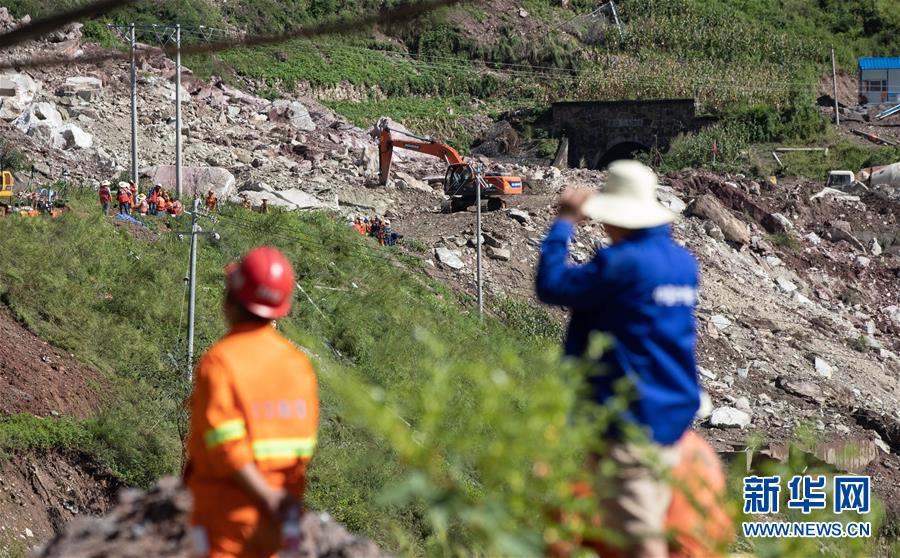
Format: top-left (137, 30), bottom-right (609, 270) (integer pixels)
top-left (252, 437), bottom-right (317, 460)
top-left (203, 418), bottom-right (247, 448)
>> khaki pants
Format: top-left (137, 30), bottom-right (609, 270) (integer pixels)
top-left (596, 440), bottom-right (681, 550)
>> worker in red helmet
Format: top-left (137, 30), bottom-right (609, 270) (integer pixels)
top-left (185, 247), bottom-right (319, 558)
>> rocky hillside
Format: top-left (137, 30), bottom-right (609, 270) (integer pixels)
top-left (1, 7), bottom-right (899, 556)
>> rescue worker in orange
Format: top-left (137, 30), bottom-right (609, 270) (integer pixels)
top-left (185, 247), bottom-right (319, 558)
top-left (206, 189), bottom-right (218, 212)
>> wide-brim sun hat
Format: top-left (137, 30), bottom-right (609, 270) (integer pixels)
top-left (581, 160), bottom-right (676, 229)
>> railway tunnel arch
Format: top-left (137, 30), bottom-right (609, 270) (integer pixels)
top-left (551, 99), bottom-right (700, 169)
top-left (593, 140), bottom-right (652, 169)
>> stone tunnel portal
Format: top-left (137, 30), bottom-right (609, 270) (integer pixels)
top-left (551, 99), bottom-right (699, 169)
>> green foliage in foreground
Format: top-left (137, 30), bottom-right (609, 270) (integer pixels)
top-left (0, 191), bottom-right (893, 555)
top-left (0, 191), bottom-right (570, 553)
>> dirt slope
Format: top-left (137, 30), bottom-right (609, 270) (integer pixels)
top-left (0, 452), bottom-right (118, 555)
top-left (0, 308), bottom-right (102, 418)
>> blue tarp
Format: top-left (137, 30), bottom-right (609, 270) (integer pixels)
top-left (113, 213), bottom-right (147, 228)
top-left (858, 58), bottom-right (900, 71)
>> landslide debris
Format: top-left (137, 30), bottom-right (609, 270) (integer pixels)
top-left (36, 477), bottom-right (387, 558)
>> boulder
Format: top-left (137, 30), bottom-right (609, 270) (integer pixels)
top-left (51, 123), bottom-right (93, 150)
top-left (775, 276), bottom-right (797, 293)
top-left (776, 376), bottom-right (826, 405)
top-left (482, 232), bottom-right (503, 248)
top-left (434, 247), bottom-right (464, 270)
top-left (56, 76), bottom-right (102, 101)
top-left (508, 208), bottom-right (531, 224)
top-left (826, 220), bottom-right (864, 251)
top-left (687, 194), bottom-right (749, 244)
top-left (141, 166), bottom-right (236, 199)
top-left (275, 189), bottom-right (336, 210)
top-left (267, 100), bottom-right (315, 131)
top-left (708, 407), bottom-right (751, 429)
top-left (762, 212), bottom-right (793, 233)
top-left (0, 72), bottom-right (41, 121)
top-left (394, 171), bottom-right (430, 192)
top-left (47, 22), bottom-right (82, 43)
top-left (657, 188), bottom-right (687, 213)
top-left (870, 238), bottom-right (882, 256)
top-left (472, 121), bottom-right (521, 157)
top-left (812, 356), bottom-right (833, 379)
top-left (239, 180), bottom-right (275, 193)
top-left (486, 246), bottom-right (511, 261)
top-left (360, 144), bottom-right (379, 179)
top-left (337, 189), bottom-right (387, 215)
top-left (14, 102), bottom-right (63, 140)
top-left (710, 314), bottom-right (731, 330)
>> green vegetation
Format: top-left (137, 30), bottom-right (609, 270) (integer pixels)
top-left (8, 0), bottom-right (900, 175)
top-left (0, 193), bottom-right (895, 554)
top-left (767, 233), bottom-right (802, 251)
top-left (0, 192), bottom-right (582, 553)
top-left (0, 140), bottom-right (29, 173)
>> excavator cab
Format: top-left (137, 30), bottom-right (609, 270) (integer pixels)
top-left (444, 163), bottom-right (476, 197)
top-left (0, 171), bottom-right (12, 198)
top-left (442, 163), bottom-right (509, 213)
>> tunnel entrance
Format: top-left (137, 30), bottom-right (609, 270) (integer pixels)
top-left (550, 99), bottom-right (699, 170)
top-left (594, 141), bottom-right (650, 169)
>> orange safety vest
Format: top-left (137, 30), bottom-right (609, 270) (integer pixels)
top-left (185, 322), bottom-right (319, 557)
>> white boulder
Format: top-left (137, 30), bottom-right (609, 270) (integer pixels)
top-left (709, 406), bottom-right (751, 429)
top-left (51, 123), bottom-right (93, 150)
top-left (435, 247), bottom-right (464, 270)
top-left (56, 76), bottom-right (102, 101)
top-left (141, 165), bottom-right (236, 199)
top-left (0, 72), bottom-right (41, 121)
top-left (267, 100), bottom-right (315, 131)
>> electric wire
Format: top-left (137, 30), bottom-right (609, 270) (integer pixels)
top-left (0, 0), bottom-right (136, 48)
top-left (0, 0), bottom-right (464, 71)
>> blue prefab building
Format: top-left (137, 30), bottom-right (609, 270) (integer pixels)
top-left (858, 57), bottom-right (900, 105)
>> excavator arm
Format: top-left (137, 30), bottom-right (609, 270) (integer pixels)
top-left (379, 128), bottom-right (465, 185)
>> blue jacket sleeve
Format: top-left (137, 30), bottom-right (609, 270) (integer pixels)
top-left (535, 219), bottom-right (632, 309)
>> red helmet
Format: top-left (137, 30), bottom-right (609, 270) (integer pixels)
top-left (225, 247), bottom-right (295, 319)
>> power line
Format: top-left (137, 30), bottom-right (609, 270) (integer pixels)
top-left (0, 0), bottom-right (135, 48)
top-left (0, 0), bottom-right (464, 71)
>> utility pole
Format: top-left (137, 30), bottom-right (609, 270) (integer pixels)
top-left (175, 24), bottom-right (183, 200)
top-left (831, 47), bottom-right (840, 126)
top-left (108, 24), bottom-right (228, 199)
top-left (183, 197), bottom-right (219, 381)
top-left (475, 175), bottom-right (484, 322)
top-left (608, 1), bottom-right (624, 41)
top-left (186, 197), bottom-right (199, 380)
top-left (129, 23), bottom-right (138, 185)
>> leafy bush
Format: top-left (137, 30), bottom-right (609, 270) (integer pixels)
top-left (0, 141), bottom-right (29, 173)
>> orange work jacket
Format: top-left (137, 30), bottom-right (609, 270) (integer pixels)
top-left (185, 322), bottom-right (319, 530)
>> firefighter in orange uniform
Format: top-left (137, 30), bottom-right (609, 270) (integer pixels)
top-left (185, 246), bottom-right (319, 558)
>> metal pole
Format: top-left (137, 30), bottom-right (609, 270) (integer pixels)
top-left (831, 47), bottom-right (840, 126)
top-left (186, 197), bottom-right (199, 381)
top-left (129, 23), bottom-right (138, 185)
top-left (609, 1), bottom-right (624, 41)
top-left (475, 178), bottom-right (483, 322)
top-left (175, 24), bottom-right (183, 200)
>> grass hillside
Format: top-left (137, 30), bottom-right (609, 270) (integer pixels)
top-left (0, 194), bottom-right (893, 556)
top-left (6, 0), bottom-right (900, 171)
top-left (0, 192), bottom-right (582, 555)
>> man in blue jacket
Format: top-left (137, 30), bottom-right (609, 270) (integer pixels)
top-left (536, 160), bottom-right (700, 558)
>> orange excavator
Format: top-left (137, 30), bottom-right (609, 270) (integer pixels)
top-left (378, 128), bottom-right (522, 213)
